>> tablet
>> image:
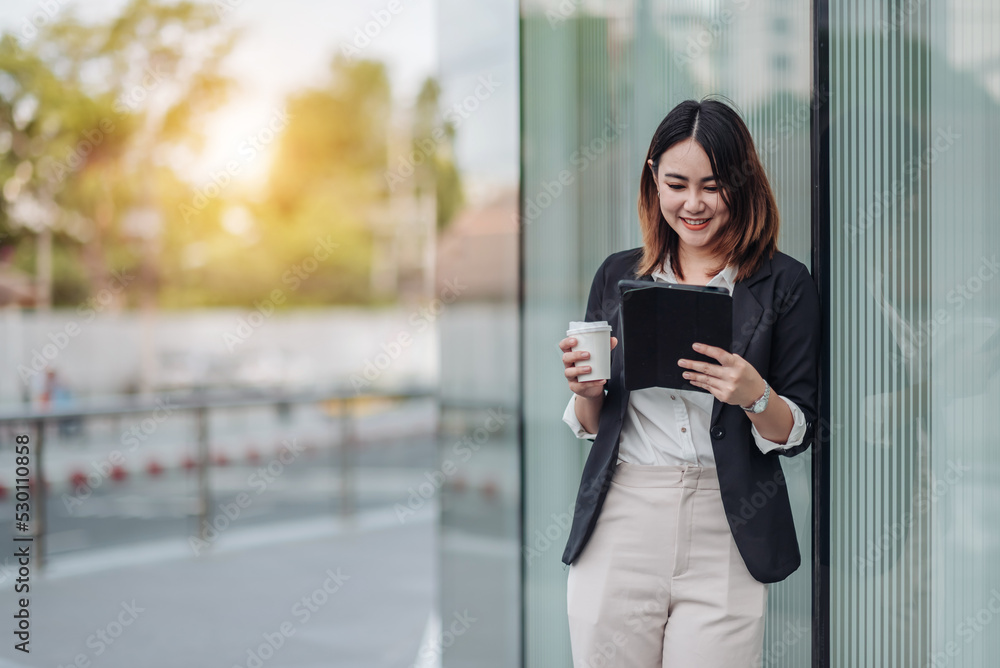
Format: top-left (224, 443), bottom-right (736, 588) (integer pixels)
top-left (617, 279), bottom-right (733, 392)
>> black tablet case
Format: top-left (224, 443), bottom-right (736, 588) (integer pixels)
top-left (617, 279), bottom-right (733, 393)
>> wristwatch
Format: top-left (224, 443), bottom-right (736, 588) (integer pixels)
top-left (741, 379), bottom-right (770, 414)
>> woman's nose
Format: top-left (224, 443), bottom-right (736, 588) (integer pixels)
top-left (685, 189), bottom-right (703, 212)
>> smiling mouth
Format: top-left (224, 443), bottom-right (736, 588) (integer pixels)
top-left (680, 217), bottom-right (711, 229)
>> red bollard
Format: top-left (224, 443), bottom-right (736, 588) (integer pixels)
top-left (69, 469), bottom-right (88, 490)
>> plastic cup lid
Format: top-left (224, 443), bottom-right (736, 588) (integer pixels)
top-left (567, 321), bottom-right (612, 335)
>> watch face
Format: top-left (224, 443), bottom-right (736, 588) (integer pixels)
top-left (755, 389), bottom-right (770, 412)
top-left (752, 383), bottom-right (770, 413)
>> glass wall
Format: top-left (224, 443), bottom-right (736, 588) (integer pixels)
top-left (437, 1), bottom-right (521, 666)
top-left (828, 0), bottom-right (1000, 666)
top-left (521, 1), bottom-right (815, 665)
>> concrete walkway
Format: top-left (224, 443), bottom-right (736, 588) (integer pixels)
top-left (0, 504), bottom-right (437, 668)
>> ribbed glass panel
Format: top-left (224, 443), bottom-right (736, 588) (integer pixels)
top-left (522, 1), bottom-right (814, 665)
top-left (829, 0), bottom-right (1000, 666)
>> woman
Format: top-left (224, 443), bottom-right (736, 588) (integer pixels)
top-left (557, 99), bottom-right (821, 667)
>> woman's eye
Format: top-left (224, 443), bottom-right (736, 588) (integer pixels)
top-left (667, 184), bottom-right (684, 190)
top-left (704, 186), bottom-right (718, 193)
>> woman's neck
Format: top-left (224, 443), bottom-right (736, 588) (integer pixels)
top-left (673, 248), bottom-right (723, 282)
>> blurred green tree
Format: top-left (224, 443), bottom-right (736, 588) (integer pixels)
top-left (0, 0), bottom-right (236, 306)
top-left (269, 56), bottom-right (390, 211)
top-left (2, 4), bottom-right (459, 309)
top-left (411, 76), bottom-right (463, 232)
top-left (243, 56), bottom-right (394, 306)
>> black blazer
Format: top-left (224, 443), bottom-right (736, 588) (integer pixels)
top-left (561, 247), bottom-right (821, 584)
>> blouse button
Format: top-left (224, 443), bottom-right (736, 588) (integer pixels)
top-left (680, 427), bottom-right (687, 433)
top-left (670, 395), bottom-right (676, 400)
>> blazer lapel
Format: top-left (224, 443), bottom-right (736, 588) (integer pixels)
top-left (711, 256), bottom-right (772, 425)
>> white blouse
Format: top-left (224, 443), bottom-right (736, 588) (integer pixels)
top-left (562, 257), bottom-right (808, 466)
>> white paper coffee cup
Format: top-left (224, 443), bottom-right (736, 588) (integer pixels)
top-left (567, 321), bottom-right (612, 381)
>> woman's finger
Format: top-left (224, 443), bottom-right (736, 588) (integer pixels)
top-left (689, 375), bottom-right (718, 393)
top-left (558, 336), bottom-right (578, 352)
top-left (571, 378), bottom-right (606, 387)
top-left (692, 343), bottom-right (730, 363)
top-left (686, 371), bottom-right (713, 386)
top-left (562, 350), bottom-right (591, 366)
top-left (682, 359), bottom-right (725, 378)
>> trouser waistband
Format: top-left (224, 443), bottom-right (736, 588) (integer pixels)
top-left (612, 461), bottom-right (720, 490)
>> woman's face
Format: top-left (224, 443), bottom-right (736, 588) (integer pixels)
top-left (648, 137), bottom-right (730, 258)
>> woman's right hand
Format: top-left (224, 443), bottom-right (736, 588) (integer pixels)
top-left (559, 335), bottom-right (618, 399)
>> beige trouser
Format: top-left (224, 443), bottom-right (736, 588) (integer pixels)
top-left (567, 462), bottom-right (769, 668)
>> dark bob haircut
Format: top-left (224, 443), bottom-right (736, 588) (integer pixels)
top-left (636, 98), bottom-right (779, 283)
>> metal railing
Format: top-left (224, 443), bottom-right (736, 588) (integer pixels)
top-left (0, 386), bottom-right (437, 570)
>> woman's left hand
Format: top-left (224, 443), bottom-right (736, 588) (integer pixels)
top-left (677, 343), bottom-right (766, 407)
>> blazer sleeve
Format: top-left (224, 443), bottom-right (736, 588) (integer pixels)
top-left (584, 255), bottom-right (611, 322)
top-left (767, 264), bottom-right (822, 458)
top-left (560, 255), bottom-right (614, 437)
